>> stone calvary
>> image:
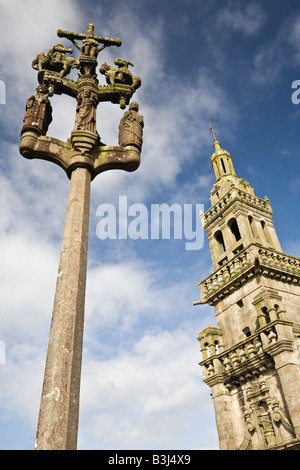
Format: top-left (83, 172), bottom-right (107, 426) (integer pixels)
top-left (19, 23), bottom-right (144, 450)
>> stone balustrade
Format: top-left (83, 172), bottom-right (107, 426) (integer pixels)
top-left (196, 244), bottom-right (300, 305)
top-left (197, 246), bottom-right (255, 304)
top-left (200, 321), bottom-right (289, 385)
top-left (258, 248), bottom-right (300, 278)
top-left (201, 189), bottom-right (272, 227)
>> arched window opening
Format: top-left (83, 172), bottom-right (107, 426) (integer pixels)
top-left (274, 304), bottom-right (280, 320)
top-left (227, 157), bottom-right (234, 174)
top-left (261, 220), bottom-right (273, 246)
top-left (214, 341), bottom-right (219, 354)
top-left (243, 326), bottom-right (251, 337)
top-left (228, 218), bottom-right (241, 242)
top-left (213, 162), bottom-right (220, 180)
top-left (262, 306), bottom-right (271, 324)
top-left (214, 230), bottom-right (226, 252)
top-left (248, 215), bottom-right (255, 238)
top-left (220, 158), bottom-right (226, 173)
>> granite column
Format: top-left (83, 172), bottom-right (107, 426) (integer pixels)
top-left (35, 166), bottom-right (91, 450)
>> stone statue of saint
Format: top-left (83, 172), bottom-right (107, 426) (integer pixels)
top-left (118, 102), bottom-right (144, 149)
top-left (74, 89), bottom-right (97, 133)
top-left (21, 83), bottom-right (52, 135)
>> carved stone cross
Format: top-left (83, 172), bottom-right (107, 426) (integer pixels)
top-left (20, 23), bottom-right (143, 450)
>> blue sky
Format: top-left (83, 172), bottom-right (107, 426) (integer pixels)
top-left (1, 0), bottom-right (300, 450)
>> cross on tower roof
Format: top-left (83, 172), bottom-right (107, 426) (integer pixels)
top-left (209, 122), bottom-right (217, 141)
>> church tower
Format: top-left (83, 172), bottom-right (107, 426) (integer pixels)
top-left (195, 133), bottom-right (300, 450)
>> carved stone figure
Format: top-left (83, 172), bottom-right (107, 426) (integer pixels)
top-left (74, 89), bottom-right (97, 133)
top-left (118, 101), bottom-right (144, 149)
top-left (70, 23), bottom-right (104, 60)
top-left (100, 59), bottom-right (141, 91)
top-left (32, 44), bottom-right (78, 78)
top-left (58, 24), bottom-right (121, 79)
top-left (257, 402), bottom-right (276, 447)
top-left (21, 83), bottom-right (52, 135)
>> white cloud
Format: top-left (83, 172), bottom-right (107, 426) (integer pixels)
top-left (251, 12), bottom-right (300, 86)
top-left (0, 231), bottom-right (58, 339)
top-left (0, 350), bottom-right (45, 426)
top-left (252, 40), bottom-right (283, 86)
top-left (85, 260), bottom-right (167, 330)
top-left (216, 2), bottom-right (266, 37)
top-left (78, 328), bottom-right (217, 450)
top-left (0, 227), bottom-right (62, 432)
top-left (84, 253), bottom-right (212, 343)
top-left (0, 0), bottom-right (81, 78)
top-left (0, 142), bottom-right (69, 242)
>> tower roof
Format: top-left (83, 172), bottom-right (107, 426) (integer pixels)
top-left (208, 127), bottom-right (254, 205)
top-left (211, 138), bottom-right (237, 181)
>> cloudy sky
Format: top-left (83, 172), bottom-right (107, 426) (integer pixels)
top-left (1, 0), bottom-right (300, 450)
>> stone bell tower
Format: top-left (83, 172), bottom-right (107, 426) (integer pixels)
top-left (195, 134), bottom-right (300, 450)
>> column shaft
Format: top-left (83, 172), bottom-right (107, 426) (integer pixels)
top-left (35, 166), bottom-right (91, 450)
